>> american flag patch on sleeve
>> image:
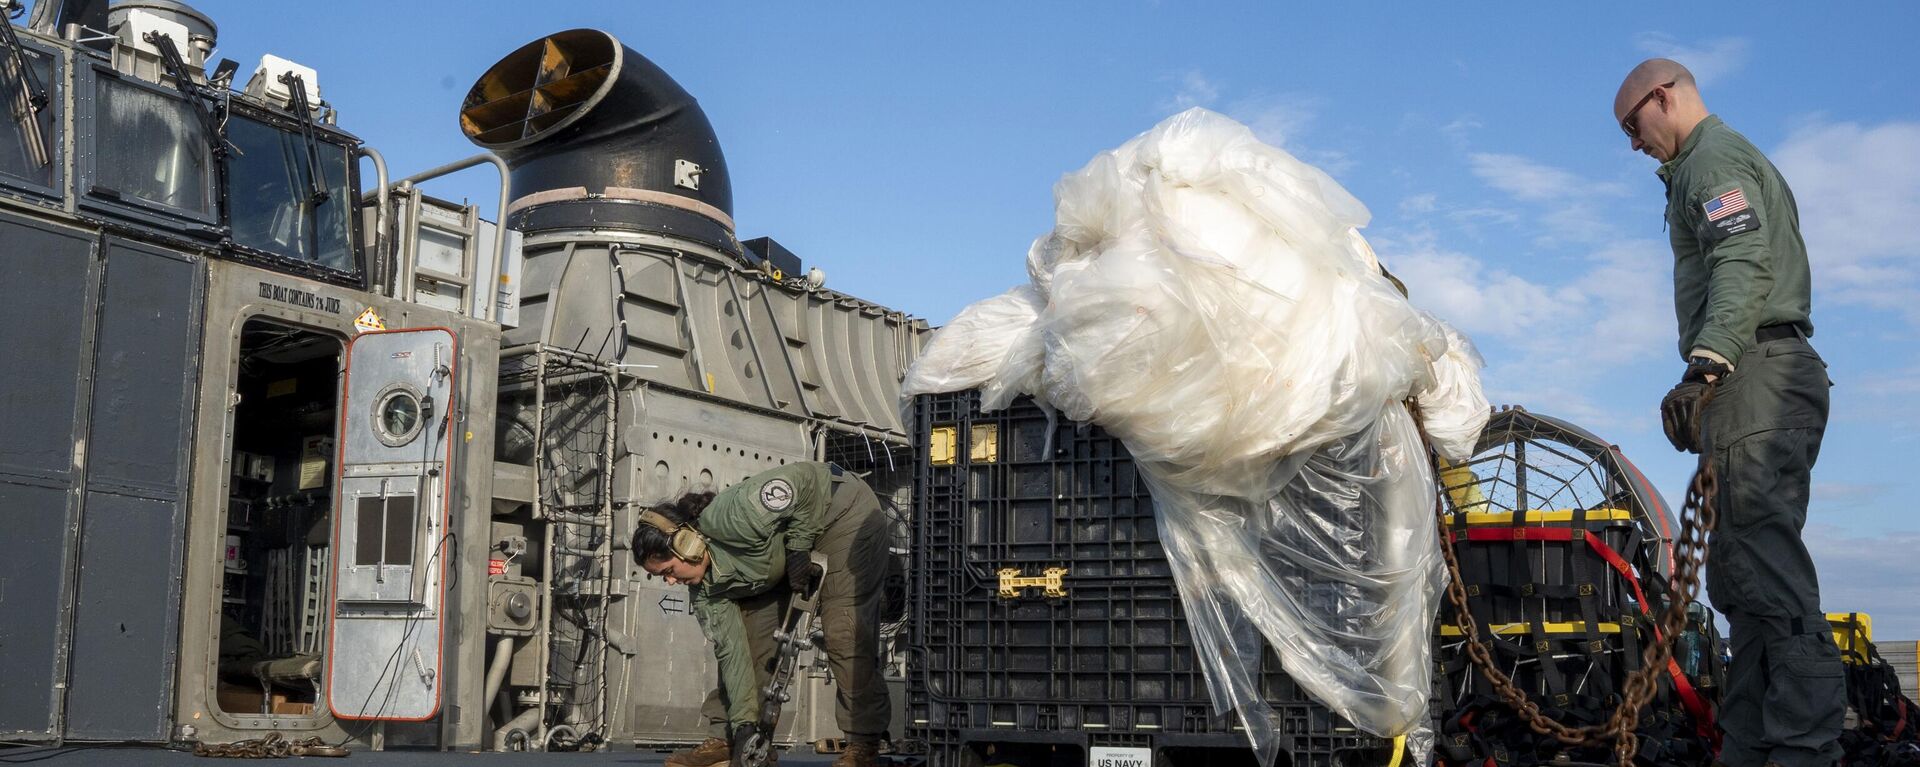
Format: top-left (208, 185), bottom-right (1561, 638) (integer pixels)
top-left (1703, 188), bottom-right (1749, 221)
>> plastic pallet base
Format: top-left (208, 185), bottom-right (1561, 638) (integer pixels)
top-left (1445, 517), bottom-right (1643, 625)
top-left (916, 728), bottom-right (1391, 767)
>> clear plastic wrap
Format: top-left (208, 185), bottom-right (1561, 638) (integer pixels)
top-left (901, 108), bottom-right (1488, 761)
top-left (1416, 323), bottom-right (1493, 464)
top-left (900, 285), bottom-right (1046, 412)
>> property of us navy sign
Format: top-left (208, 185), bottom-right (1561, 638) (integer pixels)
top-left (1090, 746), bottom-right (1152, 767)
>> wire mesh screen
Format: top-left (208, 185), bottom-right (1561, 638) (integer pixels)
top-left (499, 348), bottom-right (619, 749)
top-left (1447, 414), bottom-right (1633, 520)
top-left (820, 428), bottom-right (913, 647)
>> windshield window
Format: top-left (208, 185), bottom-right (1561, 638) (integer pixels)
top-left (226, 115), bottom-right (356, 274)
top-left (0, 42), bottom-right (57, 189)
top-left (93, 75), bottom-right (215, 216)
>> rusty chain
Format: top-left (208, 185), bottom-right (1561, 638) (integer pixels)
top-left (1420, 388), bottom-right (1720, 767)
top-left (194, 731), bottom-right (349, 758)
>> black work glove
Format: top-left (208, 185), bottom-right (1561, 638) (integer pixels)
top-left (729, 723), bottom-right (767, 767)
top-left (1660, 357), bottom-right (1730, 453)
top-left (785, 549), bottom-right (820, 593)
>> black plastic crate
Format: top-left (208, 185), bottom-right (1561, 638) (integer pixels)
top-left (908, 391), bottom-right (1392, 767)
top-left (1443, 509), bottom-right (1643, 626)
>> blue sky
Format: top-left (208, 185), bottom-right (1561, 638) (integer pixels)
top-left (137, 2), bottom-right (1920, 634)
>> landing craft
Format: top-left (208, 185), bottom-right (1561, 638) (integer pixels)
top-left (8, 4), bottom-right (1910, 766)
top-left (0, 0), bottom-right (925, 753)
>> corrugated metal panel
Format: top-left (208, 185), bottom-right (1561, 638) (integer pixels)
top-left (63, 239), bottom-right (202, 741)
top-left (0, 213), bottom-right (96, 739)
top-left (512, 240), bottom-right (927, 439)
top-left (1882, 640), bottom-right (1920, 696)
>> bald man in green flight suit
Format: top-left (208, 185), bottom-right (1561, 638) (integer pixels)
top-left (1615, 58), bottom-right (1842, 767)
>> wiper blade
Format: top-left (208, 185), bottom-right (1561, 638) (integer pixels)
top-left (0, 17), bottom-right (50, 167)
top-left (145, 30), bottom-right (227, 159)
top-left (278, 71), bottom-right (330, 205)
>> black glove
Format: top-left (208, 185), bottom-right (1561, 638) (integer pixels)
top-left (1660, 357), bottom-right (1730, 453)
top-left (785, 549), bottom-right (820, 592)
top-left (729, 723), bottom-right (767, 767)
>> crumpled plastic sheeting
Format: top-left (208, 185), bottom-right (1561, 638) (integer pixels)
top-left (1417, 323), bottom-right (1492, 464)
top-left (900, 285), bottom-right (1047, 412)
top-left (902, 108), bottom-right (1488, 761)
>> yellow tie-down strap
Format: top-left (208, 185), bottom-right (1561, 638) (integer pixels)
top-left (997, 567), bottom-right (1069, 599)
top-left (1451, 508), bottom-right (1636, 525)
top-left (1439, 621), bottom-right (1624, 637)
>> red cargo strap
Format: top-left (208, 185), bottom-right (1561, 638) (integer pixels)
top-left (1450, 527), bottom-right (1719, 744)
top-left (1451, 527), bottom-right (1652, 611)
top-left (1613, 447), bottom-right (1678, 575)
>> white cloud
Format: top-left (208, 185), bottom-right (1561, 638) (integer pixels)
top-left (1815, 482), bottom-right (1894, 506)
top-left (1446, 206), bottom-right (1521, 228)
top-left (1156, 75), bottom-right (1350, 173)
top-left (1399, 194), bottom-right (1439, 216)
top-left (1376, 230), bottom-right (1564, 340)
top-left (1375, 228), bottom-right (1670, 361)
top-left (1442, 116), bottom-right (1482, 147)
top-left (1164, 70), bottom-right (1220, 111)
top-left (1634, 33), bottom-right (1752, 87)
top-left (1468, 153), bottom-right (1629, 202)
top-left (1805, 525), bottom-right (1920, 639)
top-left (1465, 153), bottom-right (1635, 245)
top-left (1226, 95), bottom-right (1317, 148)
top-left (1771, 120), bottom-right (1920, 320)
top-left (1832, 357), bottom-right (1920, 438)
top-left (1370, 225), bottom-right (1674, 433)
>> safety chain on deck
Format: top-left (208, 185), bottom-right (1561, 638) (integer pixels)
top-left (193, 731), bottom-right (349, 758)
top-left (1418, 389), bottom-right (1721, 767)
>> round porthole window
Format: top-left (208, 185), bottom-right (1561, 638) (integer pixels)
top-left (372, 384), bottom-right (426, 447)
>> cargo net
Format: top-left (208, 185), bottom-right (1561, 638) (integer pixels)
top-left (1433, 407), bottom-right (1722, 767)
top-left (1832, 615), bottom-right (1920, 767)
top-left (820, 428), bottom-right (912, 642)
top-left (498, 348), bottom-right (617, 751)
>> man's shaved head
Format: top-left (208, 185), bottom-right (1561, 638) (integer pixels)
top-left (1612, 58), bottom-right (1710, 162)
top-left (1614, 58), bottom-right (1697, 118)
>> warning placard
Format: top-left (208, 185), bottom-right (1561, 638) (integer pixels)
top-left (353, 306), bottom-right (386, 333)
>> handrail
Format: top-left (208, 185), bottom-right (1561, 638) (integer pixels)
top-left (356, 146), bottom-right (390, 294)
top-left (389, 153), bottom-right (512, 320)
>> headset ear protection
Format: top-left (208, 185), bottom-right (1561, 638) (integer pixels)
top-left (638, 510), bottom-right (708, 564)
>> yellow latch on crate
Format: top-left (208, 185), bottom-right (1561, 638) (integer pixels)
top-left (997, 567), bottom-right (1068, 599)
top-left (929, 426), bottom-right (958, 466)
top-left (927, 423), bottom-right (998, 466)
top-left (1830, 612), bottom-right (1873, 664)
top-left (970, 424), bottom-right (999, 463)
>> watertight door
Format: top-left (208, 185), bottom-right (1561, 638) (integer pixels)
top-left (325, 328), bottom-right (457, 721)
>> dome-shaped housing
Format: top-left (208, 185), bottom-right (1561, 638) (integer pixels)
top-left (461, 29), bottom-right (736, 251)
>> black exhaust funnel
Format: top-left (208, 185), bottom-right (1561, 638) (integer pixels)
top-left (461, 29), bottom-right (737, 252)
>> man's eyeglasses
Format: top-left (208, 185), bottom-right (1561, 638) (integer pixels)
top-left (1620, 81), bottom-right (1676, 139)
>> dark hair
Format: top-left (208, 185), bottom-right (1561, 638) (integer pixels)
top-left (631, 491), bottom-right (715, 564)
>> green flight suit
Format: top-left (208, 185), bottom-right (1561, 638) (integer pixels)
top-left (1659, 114), bottom-right (1842, 767)
top-left (688, 462), bottom-right (893, 743)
